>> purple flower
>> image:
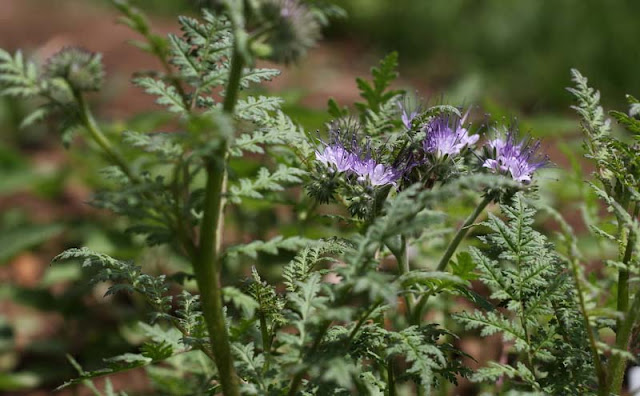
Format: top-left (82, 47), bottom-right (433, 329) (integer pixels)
top-left (398, 101), bottom-right (420, 130)
top-left (422, 111), bottom-right (479, 159)
top-left (482, 132), bottom-right (546, 184)
top-left (352, 156), bottom-right (401, 186)
top-left (315, 144), bottom-right (358, 173)
top-left (314, 127), bottom-right (401, 187)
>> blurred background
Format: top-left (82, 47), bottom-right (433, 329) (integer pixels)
top-left (0, 0), bottom-right (638, 394)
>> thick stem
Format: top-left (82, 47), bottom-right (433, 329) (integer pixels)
top-left (387, 359), bottom-right (397, 396)
top-left (193, 46), bottom-right (245, 396)
top-left (607, 291), bottom-right (640, 394)
top-left (615, 203), bottom-right (638, 329)
top-left (194, 157), bottom-right (238, 395)
top-left (606, 202), bottom-right (639, 394)
top-left (259, 312), bottom-right (271, 353)
top-left (436, 194), bottom-right (493, 272)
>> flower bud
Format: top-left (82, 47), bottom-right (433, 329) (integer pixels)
top-left (45, 47), bottom-right (104, 92)
top-left (258, 0), bottom-right (320, 64)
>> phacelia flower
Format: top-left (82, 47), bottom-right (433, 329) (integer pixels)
top-left (422, 111), bottom-right (479, 159)
top-left (315, 144), bottom-right (358, 173)
top-left (314, 127), bottom-right (402, 187)
top-left (351, 156), bottom-right (401, 186)
top-left (482, 131), bottom-right (546, 184)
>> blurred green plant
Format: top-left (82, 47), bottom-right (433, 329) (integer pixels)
top-left (334, 0), bottom-right (640, 111)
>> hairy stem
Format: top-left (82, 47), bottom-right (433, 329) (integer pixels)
top-left (615, 203), bottom-right (638, 327)
top-left (193, 45), bottom-right (245, 396)
top-left (607, 291), bottom-right (640, 394)
top-left (606, 202), bottom-right (639, 394)
top-left (436, 194), bottom-right (493, 271)
top-left (617, 205), bottom-right (639, 327)
top-left (194, 156), bottom-right (238, 395)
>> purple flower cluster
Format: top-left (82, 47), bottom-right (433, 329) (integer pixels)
top-left (313, 104), bottom-right (547, 192)
top-left (482, 133), bottom-right (546, 184)
top-left (422, 111), bottom-right (479, 159)
top-left (315, 134), bottom-right (401, 187)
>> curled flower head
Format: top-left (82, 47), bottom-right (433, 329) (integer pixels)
top-left (482, 130), bottom-right (546, 184)
top-left (422, 110), bottom-right (479, 160)
top-left (45, 47), bottom-right (104, 92)
top-left (259, 0), bottom-right (320, 64)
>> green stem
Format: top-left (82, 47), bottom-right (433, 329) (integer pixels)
top-left (259, 311), bottom-right (272, 376)
top-left (615, 203), bottom-right (638, 327)
top-left (76, 91), bottom-right (199, 261)
top-left (387, 359), bottom-right (397, 396)
top-left (346, 301), bottom-right (381, 347)
top-left (397, 235), bottom-right (415, 318)
top-left (193, 44), bottom-right (245, 396)
top-left (606, 202), bottom-right (639, 395)
top-left (194, 157), bottom-right (238, 396)
top-left (259, 312), bottom-right (271, 353)
top-left (571, 259), bottom-right (607, 394)
top-left (76, 93), bottom-right (139, 183)
top-left (607, 290), bottom-right (640, 395)
top-left (410, 289), bottom-right (434, 325)
top-left (222, 49), bottom-right (244, 114)
top-left (436, 194), bottom-right (493, 272)
top-left (411, 194), bottom-right (493, 325)
top-left (287, 321), bottom-right (331, 396)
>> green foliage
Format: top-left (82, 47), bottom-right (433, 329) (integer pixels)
top-left (229, 165), bottom-right (306, 203)
top-left (135, 77), bottom-right (187, 114)
top-left (57, 324), bottom-right (185, 391)
top-left (569, 69), bottom-right (640, 199)
top-left (567, 70), bottom-right (640, 395)
top-left (355, 52), bottom-right (403, 114)
top-left (224, 236), bottom-right (314, 260)
top-left (53, 248), bottom-right (172, 313)
top-left (455, 193), bottom-right (595, 394)
top-left (7, 1), bottom-right (634, 394)
top-left (0, 49), bottom-right (41, 98)
top-left (282, 242), bottom-right (345, 292)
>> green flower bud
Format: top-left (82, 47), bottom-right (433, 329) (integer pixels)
top-left (258, 0), bottom-right (320, 64)
top-left (45, 47), bottom-right (104, 92)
